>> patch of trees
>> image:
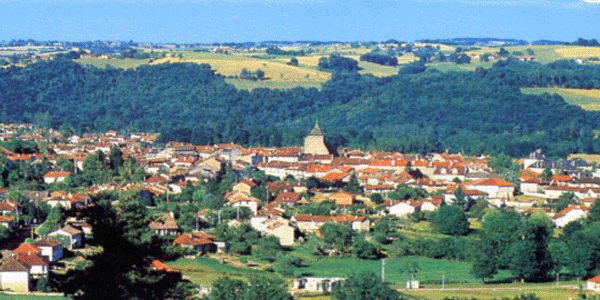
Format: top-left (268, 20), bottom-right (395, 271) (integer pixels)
top-left (360, 52), bottom-right (398, 66)
top-left (318, 54), bottom-right (360, 72)
top-left (238, 68), bottom-right (265, 81)
top-left (266, 47), bottom-right (305, 56)
top-left (567, 38), bottom-right (600, 47)
top-left (1, 58), bottom-right (600, 157)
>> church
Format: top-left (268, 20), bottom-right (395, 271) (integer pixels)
top-left (304, 121), bottom-right (335, 156)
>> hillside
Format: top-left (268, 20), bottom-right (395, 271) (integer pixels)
top-left (1, 58), bottom-right (600, 157)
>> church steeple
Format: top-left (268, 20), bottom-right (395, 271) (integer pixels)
top-left (309, 120), bottom-right (323, 136)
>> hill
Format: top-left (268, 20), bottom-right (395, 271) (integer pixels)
top-left (1, 58), bottom-right (600, 157)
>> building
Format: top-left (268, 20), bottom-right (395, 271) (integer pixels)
top-left (33, 238), bottom-right (64, 262)
top-left (0, 257), bottom-right (30, 292)
top-left (49, 225), bottom-right (84, 249)
top-left (292, 277), bottom-right (345, 292)
top-left (304, 121), bottom-right (332, 156)
top-left (587, 274), bottom-right (600, 291)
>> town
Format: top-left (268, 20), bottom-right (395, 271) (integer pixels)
top-left (0, 121), bottom-right (599, 299)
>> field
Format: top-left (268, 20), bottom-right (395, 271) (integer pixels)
top-left (165, 256), bottom-right (274, 286)
top-left (74, 58), bottom-right (152, 69)
top-left (569, 153), bottom-right (600, 164)
top-left (554, 46), bottom-right (600, 59)
top-left (521, 87), bottom-right (600, 111)
top-left (0, 294), bottom-right (70, 300)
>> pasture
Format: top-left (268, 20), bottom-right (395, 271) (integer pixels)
top-left (0, 294), bottom-right (70, 300)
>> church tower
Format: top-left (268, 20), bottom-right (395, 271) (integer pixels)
top-left (304, 121), bottom-right (331, 155)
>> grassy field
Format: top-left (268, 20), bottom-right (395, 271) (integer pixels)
top-left (405, 285), bottom-right (581, 300)
top-left (554, 46), bottom-right (600, 59)
top-left (75, 58), bottom-right (152, 69)
top-left (165, 256), bottom-right (274, 286)
top-left (225, 79), bottom-right (324, 91)
top-left (0, 294), bottom-right (70, 300)
top-left (521, 87), bottom-right (600, 110)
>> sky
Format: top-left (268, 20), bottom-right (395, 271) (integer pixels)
top-left (0, 0), bottom-right (599, 43)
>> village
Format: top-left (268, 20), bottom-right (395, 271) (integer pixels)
top-left (0, 121), bottom-right (599, 296)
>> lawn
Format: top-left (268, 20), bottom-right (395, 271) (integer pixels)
top-left (521, 87), bottom-right (600, 111)
top-left (404, 285), bottom-right (581, 300)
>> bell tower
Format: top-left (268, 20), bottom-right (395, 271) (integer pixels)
top-left (304, 121), bottom-right (331, 155)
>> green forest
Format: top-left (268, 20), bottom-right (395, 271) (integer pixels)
top-left (1, 57), bottom-right (600, 157)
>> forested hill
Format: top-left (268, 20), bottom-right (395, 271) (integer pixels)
top-left (1, 58), bottom-right (600, 157)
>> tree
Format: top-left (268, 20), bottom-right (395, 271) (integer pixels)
top-left (369, 193), bottom-right (384, 204)
top-left (207, 275), bottom-right (292, 300)
top-left (434, 205), bottom-right (470, 236)
top-left (470, 239), bottom-right (498, 283)
top-left (332, 272), bottom-right (403, 300)
top-left (287, 57), bottom-right (299, 66)
top-left (541, 166), bottom-right (553, 181)
top-left (399, 262), bottom-right (420, 281)
top-left (343, 173), bottom-right (362, 194)
top-left (453, 186), bottom-right (466, 208)
top-left (481, 209), bottom-right (522, 268)
top-left (253, 235), bottom-right (281, 262)
top-left (508, 211), bottom-right (554, 282)
top-left (108, 145), bottom-right (124, 175)
top-left (588, 198), bottom-right (600, 222)
top-left (274, 252), bottom-right (302, 277)
top-left (35, 205), bottom-right (64, 236)
top-left (498, 47), bottom-right (509, 56)
top-left (352, 240), bottom-right (380, 260)
top-left (320, 222), bottom-right (356, 254)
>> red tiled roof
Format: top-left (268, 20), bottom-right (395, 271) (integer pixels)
top-left (151, 260), bottom-right (174, 272)
top-left (12, 243), bottom-right (42, 255)
top-left (17, 253), bottom-right (48, 266)
top-left (274, 192), bottom-right (303, 203)
top-left (0, 257), bottom-right (28, 272)
top-left (554, 205), bottom-right (588, 220)
top-left (588, 274), bottom-right (600, 284)
top-left (173, 232), bottom-right (217, 246)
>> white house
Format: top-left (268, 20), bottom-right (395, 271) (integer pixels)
top-left (464, 178), bottom-right (515, 199)
top-left (292, 277), bottom-right (345, 292)
top-left (553, 205), bottom-right (588, 228)
top-left (43, 171), bottom-right (71, 184)
top-left (587, 274), bottom-right (600, 291)
top-left (16, 253), bottom-right (49, 278)
top-left (0, 257), bottom-right (30, 292)
top-left (250, 216), bottom-right (295, 246)
top-left (34, 237), bottom-right (64, 262)
top-left (388, 200), bottom-right (417, 218)
top-left (49, 225), bottom-right (84, 249)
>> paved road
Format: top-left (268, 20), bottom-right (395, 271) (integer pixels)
top-left (403, 285), bottom-right (578, 292)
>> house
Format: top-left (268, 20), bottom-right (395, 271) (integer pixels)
top-left (0, 199), bottom-right (23, 216)
top-left (173, 232), bottom-right (221, 254)
top-left (33, 237), bottom-right (64, 262)
top-left (464, 178), bottom-right (515, 199)
top-left (291, 214), bottom-right (370, 233)
top-left (250, 216), bottom-right (295, 246)
top-left (11, 243), bottom-right (42, 256)
top-left (327, 191), bottom-right (355, 206)
top-left (387, 200), bottom-right (417, 218)
top-left (149, 213), bottom-right (180, 236)
top-left (16, 253), bottom-right (49, 278)
top-left (587, 274), bottom-right (600, 291)
top-left (49, 225), bottom-right (84, 249)
top-left (553, 205), bottom-right (588, 228)
top-left (232, 180), bottom-right (257, 195)
top-left (227, 193), bottom-right (260, 214)
top-left (292, 277), bottom-right (345, 292)
top-left (150, 260), bottom-right (175, 272)
top-left (43, 171), bottom-right (71, 184)
top-left (273, 192), bottom-right (308, 206)
top-left (0, 257), bottom-right (30, 292)
top-left (0, 215), bottom-right (15, 228)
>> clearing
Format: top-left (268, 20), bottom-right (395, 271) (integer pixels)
top-left (521, 87), bottom-right (600, 111)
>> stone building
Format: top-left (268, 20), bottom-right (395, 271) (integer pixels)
top-left (304, 121), bottom-right (332, 156)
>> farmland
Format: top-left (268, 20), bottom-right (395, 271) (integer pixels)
top-left (521, 87), bottom-right (600, 111)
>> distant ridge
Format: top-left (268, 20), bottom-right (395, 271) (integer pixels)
top-left (416, 37), bottom-right (528, 46)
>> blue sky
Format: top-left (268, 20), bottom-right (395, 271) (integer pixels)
top-left (0, 0), bottom-right (599, 43)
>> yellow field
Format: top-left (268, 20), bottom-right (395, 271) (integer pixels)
top-left (555, 46), bottom-right (600, 58)
top-left (521, 87), bottom-right (600, 111)
top-left (569, 153), bottom-right (600, 164)
top-left (152, 53), bottom-right (331, 83)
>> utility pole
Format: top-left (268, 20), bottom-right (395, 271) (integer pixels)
top-left (442, 275), bottom-right (445, 290)
top-left (381, 259), bottom-right (386, 282)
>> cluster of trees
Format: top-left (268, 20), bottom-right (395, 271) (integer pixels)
top-left (318, 54), bottom-right (360, 72)
top-left (238, 68), bottom-right (265, 81)
top-left (568, 38), bottom-right (600, 47)
top-left (265, 47), bottom-right (305, 56)
top-left (1, 58), bottom-right (600, 157)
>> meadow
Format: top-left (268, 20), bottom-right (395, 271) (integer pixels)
top-left (0, 294), bottom-right (70, 300)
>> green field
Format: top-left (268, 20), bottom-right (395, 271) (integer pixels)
top-left (521, 87), bottom-right (600, 111)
